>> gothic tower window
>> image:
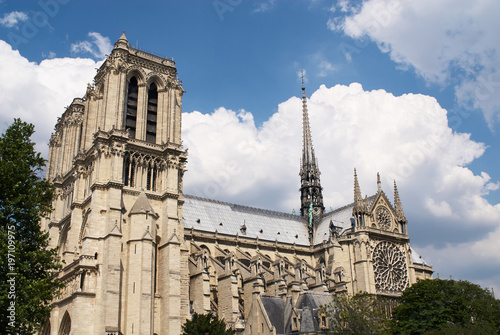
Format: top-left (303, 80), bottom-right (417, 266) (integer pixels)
top-left (146, 82), bottom-right (158, 143)
top-left (123, 153), bottom-right (136, 187)
top-left (126, 77), bottom-right (138, 139)
top-left (123, 154), bottom-right (130, 186)
top-left (123, 153), bottom-right (161, 191)
top-left (58, 312), bottom-right (71, 335)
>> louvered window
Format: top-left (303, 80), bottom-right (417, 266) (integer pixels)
top-left (146, 83), bottom-right (157, 143)
top-left (126, 77), bottom-right (138, 138)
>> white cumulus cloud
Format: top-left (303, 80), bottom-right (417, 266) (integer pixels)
top-left (329, 0), bottom-right (500, 127)
top-left (0, 40), bottom-right (100, 156)
top-left (71, 32), bottom-right (112, 60)
top-left (0, 11), bottom-right (28, 28)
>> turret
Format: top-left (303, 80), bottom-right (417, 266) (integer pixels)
top-left (352, 168), bottom-right (368, 228)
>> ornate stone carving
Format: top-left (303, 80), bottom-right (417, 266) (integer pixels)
top-left (96, 143), bottom-right (111, 157)
top-left (375, 206), bottom-right (392, 230)
top-left (372, 241), bottom-right (408, 293)
top-left (128, 54), bottom-right (176, 78)
top-left (49, 134), bottom-right (60, 147)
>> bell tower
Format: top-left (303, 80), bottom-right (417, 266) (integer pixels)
top-left (44, 32), bottom-right (188, 335)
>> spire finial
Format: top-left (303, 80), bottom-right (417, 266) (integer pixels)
top-left (119, 31), bottom-right (128, 42)
top-left (353, 168), bottom-right (367, 214)
top-left (115, 31), bottom-right (129, 50)
top-left (377, 172), bottom-right (382, 191)
top-left (394, 180), bottom-right (407, 223)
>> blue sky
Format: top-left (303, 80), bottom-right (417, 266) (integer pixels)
top-left (1, 0), bottom-right (500, 293)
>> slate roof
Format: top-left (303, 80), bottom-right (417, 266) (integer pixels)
top-left (130, 191), bottom-right (158, 217)
top-left (260, 292), bottom-right (333, 335)
top-left (314, 202), bottom-right (356, 245)
top-left (297, 292), bottom-right (333, 334)
top-left (183, 195), bottom-right (310, 246)
top-left (300, 307), bottom-right (316, 334)
top-left (182, 194), bottom-right (430, 267)
top-left (296, 291), bottom-right (333, 310)
top-left (411, 248), bottom-right (431, 266)
top-left (261, 296), bottom-right (286, 334)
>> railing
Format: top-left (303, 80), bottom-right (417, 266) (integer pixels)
top-left (130, 48), bottom-right (175, 65)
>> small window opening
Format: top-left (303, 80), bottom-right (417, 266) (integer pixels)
top-left (146, 163), bottom-right (152, 190)
top-left (123, 155), bottom-right (131, 186)
top-left (80, 272), bottom-right (85, 290)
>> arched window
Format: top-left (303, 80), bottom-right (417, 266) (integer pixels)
top-left (126, 77), bottom-right (138, 139)
top-left (146, 82), bottom-right (158, 143)
top-left (58, 311), bottom-right (71, 335)
top-left (123, 154), bottom-right (131, 186)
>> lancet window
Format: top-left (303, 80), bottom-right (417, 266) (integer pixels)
top-left (126, 77), bottom-right (138, 139)
top-left (123, 152), bottom-right (164, 191)
top-left (146, 83), bottom-right (158, 143)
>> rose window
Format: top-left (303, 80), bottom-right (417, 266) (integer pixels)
top-left (372, 241), bottom-right (408, 292)
top-left (376, 206), bottom-right (392, 230)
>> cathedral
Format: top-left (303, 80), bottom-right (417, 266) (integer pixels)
top-left (40, 33), bottom-right (433, 335)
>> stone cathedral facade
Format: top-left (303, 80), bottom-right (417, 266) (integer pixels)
top-left (41, 34), bottom-right (433, 335)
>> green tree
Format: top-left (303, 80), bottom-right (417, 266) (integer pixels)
top-left (423, 322), bottom-right (497, 335)
top-left (325, 292), bottom-right (391, 335)
top-left (182, 312), bottom-right (235, 335)
top-left (0, 119), bottom-right (63, 334)
top-left (391, 279), bottom-right (500, 334)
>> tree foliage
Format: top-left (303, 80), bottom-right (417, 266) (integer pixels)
top-left (182, 312), bottom-right (235, 335)
top-left (326, 292), bottom-right (391, 335)
top-left (391, 279), bottom-right (500, 334)
top-left (0, 119), bottom-right (63, 334)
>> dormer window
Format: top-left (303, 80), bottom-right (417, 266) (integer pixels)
top-left (240, 223), bottom-right (247, 235)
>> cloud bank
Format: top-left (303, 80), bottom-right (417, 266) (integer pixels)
top-left (183, 83), bottom-right (500, 291)
top-left (0, 40), bottom-right (100, 156)
top-left (329, 0), bottom-right (500, 127)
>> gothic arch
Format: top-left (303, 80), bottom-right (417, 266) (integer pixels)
top-left (57, 220), bottom-right (71, 257)
top-left (146, 74), bottom-right (166, 90)
top-left (58, 311), bottom-right (71, 335)
top-left (126, 67), bottom-right (146, 84)
top-left (79, 209), bottom-right (91, 243)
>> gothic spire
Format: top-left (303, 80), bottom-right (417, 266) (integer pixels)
top-left (299, 75), bottom-right (324, 221)
top-left (115, 31), bottom-right (129, 50)
top-left (354, 169), bottom-right (363, 205)
top-left (118, 31), bottom-right (128, 43)
top-left (353, 168), bottom-right (367, 215)
top-left (394, 180), bottom-right (407, 223)
top-left (300, 74), bottom-right (317, 173)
